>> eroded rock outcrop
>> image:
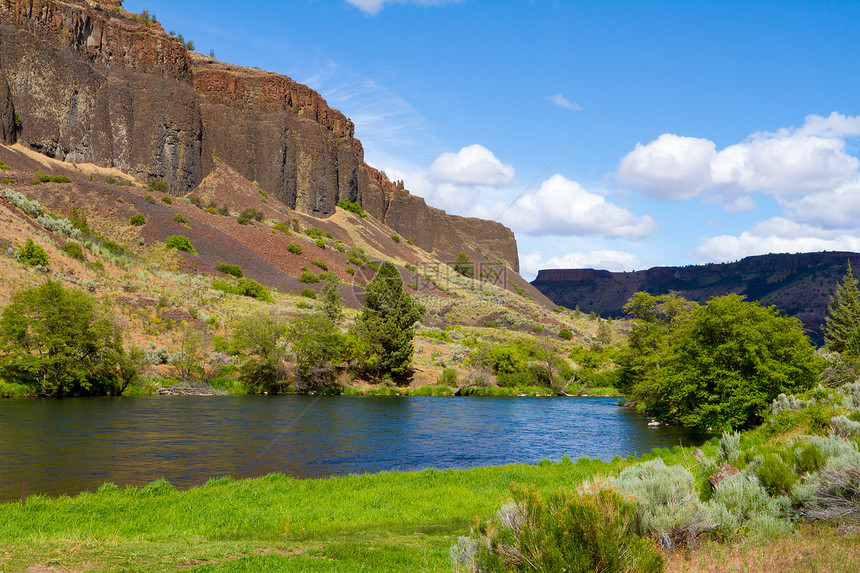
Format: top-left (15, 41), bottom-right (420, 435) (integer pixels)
top-left (0, 0), bottom-right (519, 270)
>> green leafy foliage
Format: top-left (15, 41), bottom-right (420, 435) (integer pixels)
top-left (211, 278), bottom-right (272, 302)
top-left (558, 327), bottom-right (573, 340)
top-left (148, 181), bottom-right (169, 193)
top-left (165, 235), bottom-right (195, 254)
top-left (0, 280), bottom-right (130, 396)
top-left (304, 227), bottom-right (333, 240)
top-left (337, 200), bottom-right (367, 217)
top-left (456, 485), bottom-right (664, 573)
top-left (129, 213), bottom-right (145, 226)
top-left (18, 238), bottom-right (48, 266)
top-left (214, 262), bottom-right (243, 278)
top-left (172, 213), bottom-right (189, 226)
top-left (452, 251), bottom-right (473, 278)
top-left (232, 312), bottom-right (289, 392)
top-left (350, 261), bottom-right (425, 378)
top-left (160, 195), bottom-right (173, 204)
top-left (288, 313), bottom-right (343, 390)
top-left (619, 292), bottom-right (821, 430)
top-left (300, 288), bottom-right (317, 299)
top-left (30, 172), bottom-right (70, 184)
top-left (286, 242), bottom-right (302, 255)
top-left (61, 241), bottom-right (86, 261)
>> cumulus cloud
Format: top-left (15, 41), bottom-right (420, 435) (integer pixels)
top-left (548, 94), bottom-right (582, 111)
top-left (429, 144), bottom-right (515, 186)
top-left (345, 0), bottom-right (459, 15)
top-left (498, 174), bottom-right (659, 237)
top-left (617, 112), bottom-right (860, 209)
top-left (617, 134), bottom-right (717, 200)
top-left (520, 249), bottom-right (643, 278)
top-left (694, 215), bottom-right (860, 263)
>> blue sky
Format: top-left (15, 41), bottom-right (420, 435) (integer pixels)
top-left (126, 0), bottom-right (860, 280)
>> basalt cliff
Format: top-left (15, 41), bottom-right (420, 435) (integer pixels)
top-left (532, 252), bottom-right (860, 344)
top-left (0, 0), bottom-right (518, 271)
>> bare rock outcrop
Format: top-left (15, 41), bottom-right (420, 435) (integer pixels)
top-left (1, 0), bottom-right (520, 271)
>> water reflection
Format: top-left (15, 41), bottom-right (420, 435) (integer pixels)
top-left (0, 396), bottom-right (711, 500)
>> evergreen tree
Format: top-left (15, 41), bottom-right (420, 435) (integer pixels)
top-left (319, 273), bottom-right (344, 325)
top-left (351, 261), bottom-right (425, 378)
top-left (823, 262), bottom-right (860, 354)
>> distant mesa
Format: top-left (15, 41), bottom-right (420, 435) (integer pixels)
top-left (531, 251), bottom-right (860, 345)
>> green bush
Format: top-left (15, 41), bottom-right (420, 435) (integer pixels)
top-left (311, 260), bottom-right (328, 271)
top-left (756, 454), bottom-right (796, 496)
top-left (148, 181), bottom-right (169, 192)
top-left (30, 172), bottom-right (70, 184)
top-left (305, 227), bottom-right (333, 240)
top-left (286, 242), bottom-right (302, 255)
top-left (130, 213), bottom-right (145, 226)
top-left (337, 200), bottom-right (367, 218)
top-left (211, 278), bottom-right (272, 302)
top-left (345, 267), bottom-right (355, 275)
top-left (453, 485), bottom-right (663, 573)
top-left (0, 160), bottom-right (10, 170)
top-left (315, 238), bottom-right (326, 249)
top-left (558, 328), bottom-right (573, 340)
top-left (392, 234), bottom-right (401, 243)
top-left (61, 241), bottom-right (86, 261)
top-left (18, 239), bottom-right (48, 266)
top-left (172, 213), bottom-right (189, 226)
top-left (160, 195), bottom-right (173, 204)
top-left (272, 222), bottom-right (291, 234)
top-left (300, 270), bottom-right (320, 284)
top-left (438, 367), bottom-right (458, 387)
top-left (214, 262), bottom-right (243, 278)
top-left (300, 288), bottom-right (317, 299)
top-left (238, 208), bottom-right (264, 224)
top-left (165, 235), bottom-right (196, 254)
top-left (143, 194), bottom-right (155, 203)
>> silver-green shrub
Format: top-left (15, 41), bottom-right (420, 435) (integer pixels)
top-left (771, 393), bottom-right (815, 415)
top-left (1, 188), bottom-right (44, 218)
top-left (611, 458), bottom-right (717, 550)
top-left (831, 415), bottom-right (860, 438)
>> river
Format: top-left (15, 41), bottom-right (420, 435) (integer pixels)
top-left (0, 395), bottom-right (711, 500)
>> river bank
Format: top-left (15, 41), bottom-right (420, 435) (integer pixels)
top-left (2, 443), bottom-right (857, 573)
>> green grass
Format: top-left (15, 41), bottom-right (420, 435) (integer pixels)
top-left (0, 460), bottom-right (612, 573)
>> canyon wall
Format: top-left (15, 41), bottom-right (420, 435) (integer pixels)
top-left (532, 252), bottom-right (860, 344)
top-left (0, 0), bottom-right (519, 271)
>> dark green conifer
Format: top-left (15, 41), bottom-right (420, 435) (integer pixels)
top-left (823, 262), bottom-right (860, 354)
top-left (351, 261), bottom-right (425, 377)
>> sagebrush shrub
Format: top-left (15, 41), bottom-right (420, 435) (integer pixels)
top-left (165, 235), bottom-right (195, 254)
top-left (453, 485), bottom-right (663, 573)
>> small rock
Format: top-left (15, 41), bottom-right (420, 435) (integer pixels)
top-left (708, 464), bottom-right (739, 490)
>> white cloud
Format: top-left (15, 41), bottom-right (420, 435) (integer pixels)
top-left (616, 134), bottom-right (717, 200)
top-left (694, 215), bottom-right (860, 263)
top-left (429, 144), bottom-right (515, 186)
top-left (548, 94), bottom-right (582, 111)
top-left (520, 249), bottom-right (643, 277)
top-left (617, 113), bottom-right (860, 209)
top-left (345, 0), bottom-right (460, 15)
top-left (498, 174), bottom-right (659, 237)
top-left (781, 177), bottom-right (860, 229)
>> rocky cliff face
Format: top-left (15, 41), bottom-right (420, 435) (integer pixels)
top-left (0, 0), bottom-right (203, 191)
top-left (532, 252), bottom-right (860, 344)
top-left (0, 0), bottom-right (519, 271)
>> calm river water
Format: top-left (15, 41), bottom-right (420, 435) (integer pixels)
top-left (0, 395), bottom-right (711, 500)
